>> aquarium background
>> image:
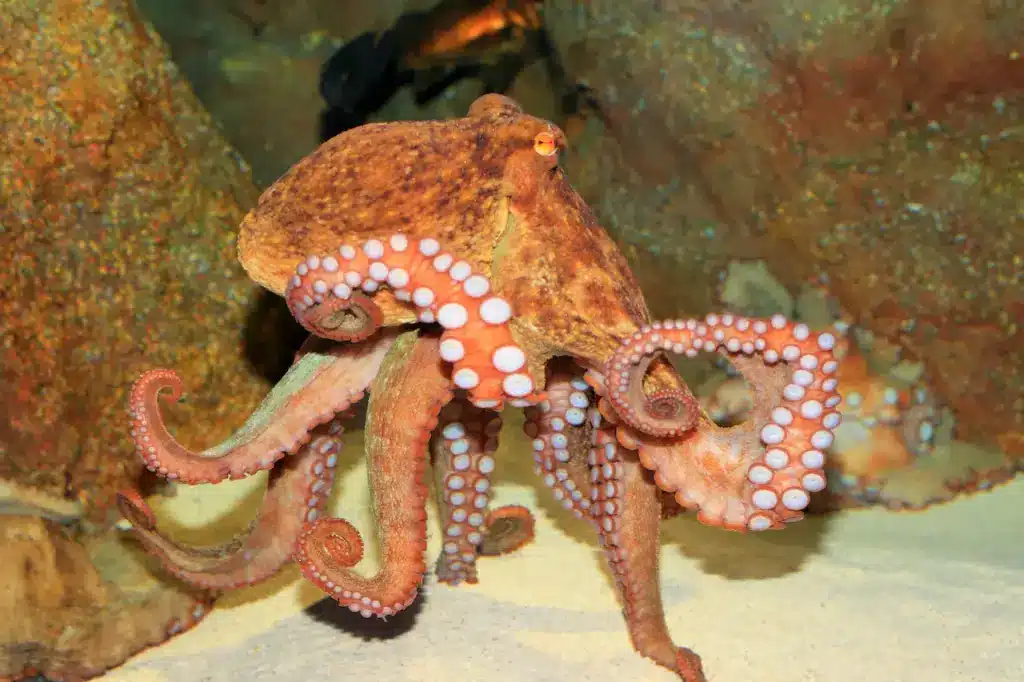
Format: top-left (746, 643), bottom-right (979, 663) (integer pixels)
top-left (1, 1), bottom-right (1021, 681)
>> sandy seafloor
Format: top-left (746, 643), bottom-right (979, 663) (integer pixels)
top-left (101, 418), bottom-right (1024, 682)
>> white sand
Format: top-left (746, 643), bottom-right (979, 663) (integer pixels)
top-left (102, 424), bottom-right (1024, 682)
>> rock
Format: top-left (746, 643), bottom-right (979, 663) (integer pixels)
top-left (0, 516), bottom-right (212, 682)
top-left (545, 0), bottom-right (1024, 457)
top-left (1, 0), bottom-right (273, 519)
top-left (133, 0), bottom-right (426, 186)
top-left (1, 0), bottom-right (288, 677)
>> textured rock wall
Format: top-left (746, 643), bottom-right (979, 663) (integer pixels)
top-left (1, 0), bottom-right (273, 519)
top-left (546, 0), bottom-right (1023, 455)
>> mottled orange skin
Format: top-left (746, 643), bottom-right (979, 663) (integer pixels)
top-left (237, 94), bottom-right (677, 388)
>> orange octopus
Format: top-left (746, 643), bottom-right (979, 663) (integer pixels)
top-left (118, 95), bottom-right (843, 681)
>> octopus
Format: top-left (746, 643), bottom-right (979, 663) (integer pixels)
top-left (117, 95), bottom-right (843, 681)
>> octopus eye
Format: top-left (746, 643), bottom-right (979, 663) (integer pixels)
top-left (533, 131), bottom-right (558, 157)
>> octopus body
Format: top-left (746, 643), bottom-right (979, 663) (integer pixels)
top-left (119, 95), bottom-right (842, 681)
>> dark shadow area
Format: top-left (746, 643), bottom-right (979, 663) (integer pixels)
top-left (242, 289), bottom-right (308, 384)
top-left (660, 505), bottom-right (832, 581)
top-left (304, 588), bottom-right (426, 639)
top-left (316, 0), bottom-right (581, 142)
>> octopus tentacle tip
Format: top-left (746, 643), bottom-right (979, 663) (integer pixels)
top-left (643, 388), bottom-right (701, 437)
top-left (675, 647), bottom-right (707, 682)
top-left (132, 367), bottom-right (183, 402)
top-left (298, 516), bottom-right (365, 572)
top-left (116, 488), bottom-right (157, 531)
top-left (479, 505), bottom-right (536, 556)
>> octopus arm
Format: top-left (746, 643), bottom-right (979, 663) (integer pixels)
top-left (283, 235), bottom-right (545, 409)
top-left (117, 415), bottom-right (347, 591)
top-left (523, 359), bottom-right (602, 520)
top-left (431, 400), bottom-right (535, 585)
top-left (531, 363), bottom-right (706, 680)
top-left (295, 332), bottom-right (452, 618)
top-left (592, 431), bottom-right (707, 680)
top-left (603, 315), bottom-right (842, 532)
top-left (129, 334), bottom-right (396, 484)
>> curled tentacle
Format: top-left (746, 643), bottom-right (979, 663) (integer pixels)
top-left (284, 235), bottom-right (545, 409)
top-left (605, 349), bottom-right (701, 438)
top-left (701, 351), bottom-right (1018, 511)
top-left (478, 505), bottom-right (535, 557)
top-left (130, 334), bottom-right (395, 484)
top-left (430, 400), bottom-right (531, 585)
top-left (117, 415), bottom-right (346, 590)
top-left (523, 360), bottom-right (599, 519)
top-left (299, 515), bottom-right (364, 571)
top-left (295, 332), bottom-right (451, 617)
top-left (293, 289), bottom-right (383, 342)
top-left (603, 314), bottom-right (843, 532)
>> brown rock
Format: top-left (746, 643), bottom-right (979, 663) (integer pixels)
top-left (545, 0), bottom-right (1023, 455)
top-left (1, 0), bottom-right (272, 520)
top-left (0, 516), bottom-right (212, 682)
top-left (1, 0), bottom-right (287, 677)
